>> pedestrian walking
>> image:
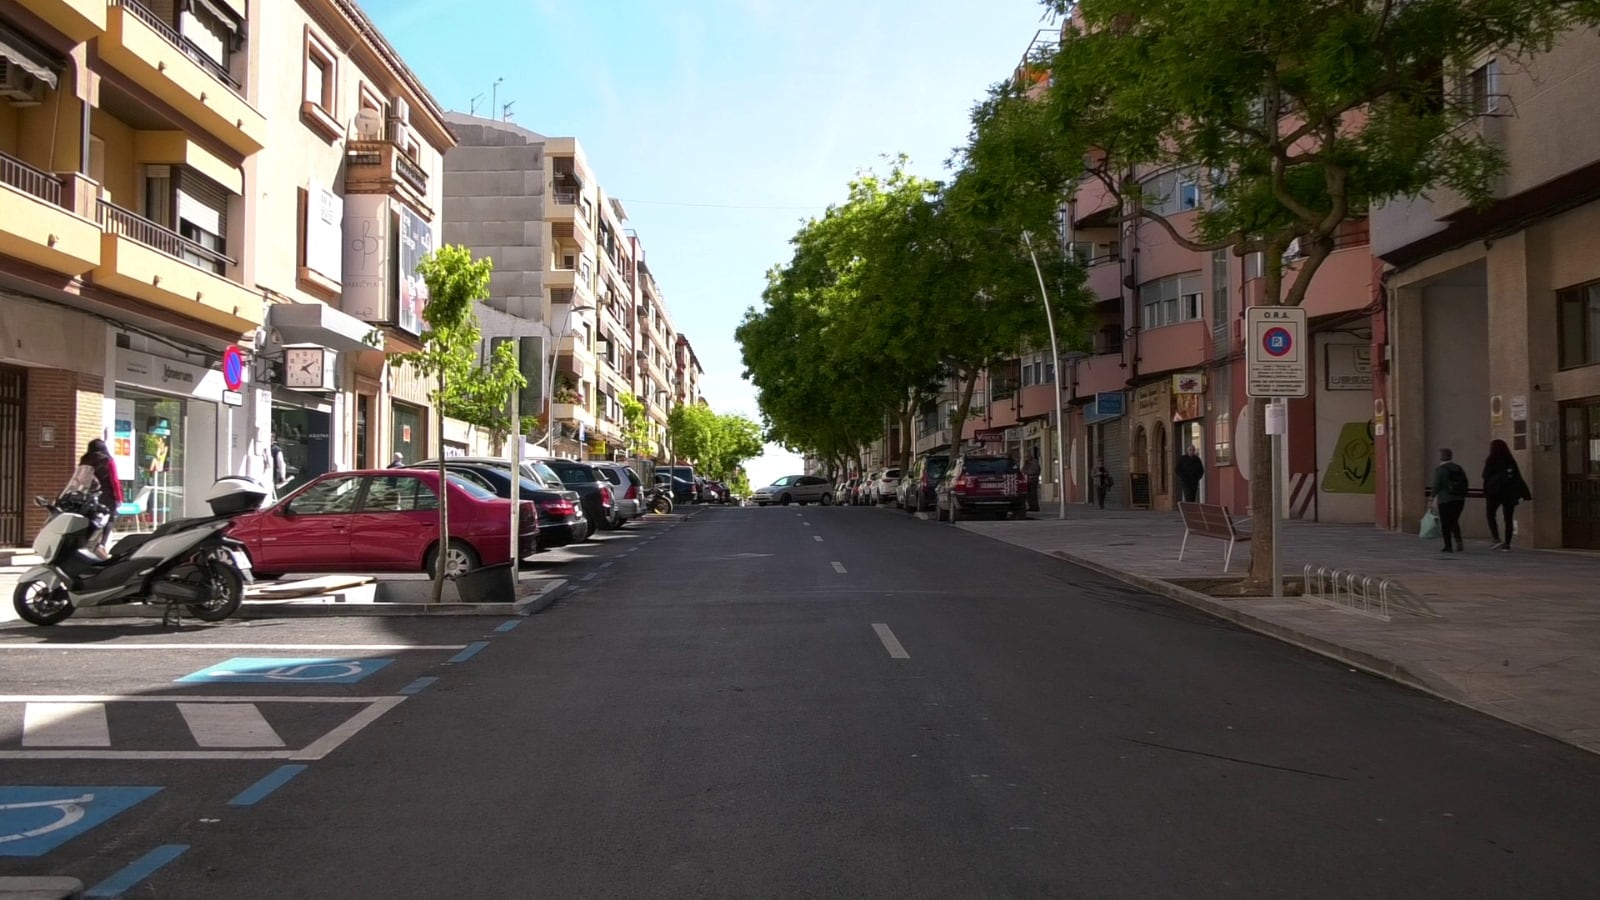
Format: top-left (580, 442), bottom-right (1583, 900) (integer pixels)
top-left (1176, 445), bottom-right (1205, 503)
top-left (77, 438), bottom-right (122, 556)
top-left (1482, 438), bottom-right (1533, 551)
top-left (1022, 450), bottom-right (1042, 512)
top-left (1431, 447), bottom-right (1470, 553)
top-left (270, 435), bottom-right (292, 492)
top-left (1093, 464), bottom-right (1113, 510)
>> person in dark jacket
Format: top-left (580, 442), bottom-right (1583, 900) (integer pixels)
top-left (78, 438), bottom-right (123, 553)
top-left (1430, 447), bottom-right (1469, 553)
top-left (1176, 445), bottom-right (1205, 503)
top-left (1483, 438), bottom-right (1533, 551)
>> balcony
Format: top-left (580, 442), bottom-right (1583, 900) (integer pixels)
top-left (26, 0), bottom-right (107, 41)
top-left (1134, 319), bottom-right (1208, 375)
top-left (100, 1), bottom-right (265, 156)
top-left (550, 399), bottom-right (595, 430)
top-left (0, 153), bottom-right (101, 276)
top-left (1085, 259), bottom-right (1124, 303)
top-left (92, 199), bottom-right (261, 333)
top-left (346, 139), bottom-right (431, 216)
top-left (1069, 352), bottom-right (1127, 401)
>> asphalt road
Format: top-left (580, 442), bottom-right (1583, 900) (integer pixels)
top-left (4, 505), bottom-right (1600, 898)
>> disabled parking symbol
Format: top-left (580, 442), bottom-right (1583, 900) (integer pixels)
top-left (178, 657), bottom-right (394, 685)
top-left (0, 786), bottom-right (162, 857)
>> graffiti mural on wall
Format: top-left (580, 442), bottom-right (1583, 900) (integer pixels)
top-left (1321, 420), bottom-right (1376, 494)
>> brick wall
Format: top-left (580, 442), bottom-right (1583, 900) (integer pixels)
top-left (22, 369), bottom-right (105, 539)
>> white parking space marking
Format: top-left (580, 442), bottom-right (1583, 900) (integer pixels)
top-left (179, 703), bottom-right (286, 748)
top-left (803, 521), bottom-right (810, 526)
top-left (813, 535), bottom-right (824, 542)
top-left (0, 643), bottom-right (468, 652)
top-left (872, 624), bottom-right (910, 660)
top-left (831, 562), bottom-right (848, 574)
top-left (22, 702), bottom-right (110, 747)
top-left (600, 561), bottom-right (615, 569)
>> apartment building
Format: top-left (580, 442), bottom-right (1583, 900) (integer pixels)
top-left (0, 0), bottom-right (457, 548)
top-left (1373, 29), bottom-right (1600, 549)
top-left (443, 114), bottom-right (691, 463)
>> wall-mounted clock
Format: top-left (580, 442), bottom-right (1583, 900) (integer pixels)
top-left (283, 346), bottom-right (332, 390)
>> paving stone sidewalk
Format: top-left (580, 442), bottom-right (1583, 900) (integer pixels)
top-left (959, 503), bottom-right (1600, 757)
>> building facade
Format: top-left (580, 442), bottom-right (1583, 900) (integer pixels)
top-left (0, 0), bottom-right (459, 549)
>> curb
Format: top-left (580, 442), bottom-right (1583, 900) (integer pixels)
top-left (69, 577), bottom-right (569, 620)
top-left (0, 876), bottom-right (83, 899)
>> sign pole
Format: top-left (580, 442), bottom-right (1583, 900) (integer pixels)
top-left (508, 387), bottom-right (520, 583)
top-left (1268, 398), bottom-right (1285, 599)
top-left (1245, 305), bottom-right (1307, 600)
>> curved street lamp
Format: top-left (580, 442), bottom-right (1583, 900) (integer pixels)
top-left (1020, 230), bottom-right (1067, 520)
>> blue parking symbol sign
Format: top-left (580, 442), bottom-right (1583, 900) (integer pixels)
top-left (178, 657), bottom-right (393, 684)
top-left (0, 786), bottom-right (162, 857)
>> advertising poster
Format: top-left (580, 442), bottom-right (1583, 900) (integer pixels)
top-left (341, 194), bottom-right (390, 322)
top-left (306, 182), bottom-right (342, 282)
top-left (397, 206), bottom-right (433, 336)
top-left (112, 399), bottom-right (136, 475)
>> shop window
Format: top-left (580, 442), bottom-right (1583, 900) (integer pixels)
top-left (110, 391), bottom-right (184, 530)
top-left (1155, 423), bottom-right (1169, 495)
top-left (1214, 411), bottom-right (1233, 466)
top-left (1557, 281), bottom-right (1600, 369)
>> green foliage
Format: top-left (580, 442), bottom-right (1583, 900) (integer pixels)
top-left (618, 392), bottom-right (654, 458)
top-left (666, 405), bottom-right (764, 480)
top-left (390, 245), bottom-right (526, 444)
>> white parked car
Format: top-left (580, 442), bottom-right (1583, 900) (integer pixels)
top-left (752, 475), bottom-right (834, 506)
top-left (872, 468), bottom-right (902, 504)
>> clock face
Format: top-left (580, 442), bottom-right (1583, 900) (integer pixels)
top-left (286, 349), bottom-right (325, 387)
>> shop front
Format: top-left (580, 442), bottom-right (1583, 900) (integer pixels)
top-left (1130, 380), bottom-right (1174, 510)
top-left (1561, 397), bottom-right (1600, 549)
top-left (109, 346), bottom-right (231, 526)
top-left (392, 400), bottom-right (427, 466)
top-left (1172, 371), bottom-right (1207, 503)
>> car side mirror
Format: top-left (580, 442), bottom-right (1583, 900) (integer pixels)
top-left (280, 504), bottom-right (296, 518)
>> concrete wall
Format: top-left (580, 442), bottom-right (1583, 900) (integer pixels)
top-left (1422, 280), bottom-right (1492, 536)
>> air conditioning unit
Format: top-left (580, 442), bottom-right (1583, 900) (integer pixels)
top-left (0, 60), bottom-right (45, 107)
top-left (353, 108), bottom-right (385, 141)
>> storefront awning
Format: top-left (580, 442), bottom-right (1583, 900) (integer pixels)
top-left (268, 302), bottom-right (380, 355)
top-left (0, 25), bottom-right (61, 90)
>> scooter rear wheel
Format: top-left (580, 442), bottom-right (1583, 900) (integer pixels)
top-left (13, 578), bottom-right (74, 626)
top-left (186, 563), bottom-right (243, 622)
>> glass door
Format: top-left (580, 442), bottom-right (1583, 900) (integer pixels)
top-left (1560, 399), bottom-right (1600, 549)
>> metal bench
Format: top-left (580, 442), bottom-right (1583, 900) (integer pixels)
top-left (1177, 502), bottom-right (1253, 572)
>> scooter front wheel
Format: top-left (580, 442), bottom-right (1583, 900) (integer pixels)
top-left (13, 577), bottom-right (74, 626)
top-left (186, 562), bottom-right (243, 622)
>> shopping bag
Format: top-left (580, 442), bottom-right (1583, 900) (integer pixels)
top-left (1418, 510), bottom-right (1440, 540)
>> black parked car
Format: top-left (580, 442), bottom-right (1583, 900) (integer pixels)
top-left (533, 458), bottom-right (614, 538)
top-left (416, 458), bottom-right (588, 550)
top-left (660, 465), bottom-right (699, 503)
top-left (898, 453), bottom-right (951, 514)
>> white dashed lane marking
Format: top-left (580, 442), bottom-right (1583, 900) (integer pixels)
top-left (813, 535), bottom-right (823, 542)
top-left (831, 562), bottom-right (847, 574)
top-left (872, 624), bottom-right (910, 659)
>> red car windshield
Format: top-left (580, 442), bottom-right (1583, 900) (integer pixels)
top-left (962, 458), bottom-right (1017, 475)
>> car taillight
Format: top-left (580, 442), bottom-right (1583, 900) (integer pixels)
top-left (600, 485), bottom-right (613, 505)
top-left (540, 498), bottom-right (576, 516)
top-left (625, 483), bottom-right (639, 501)
top-left (1017, 472), bottom-right (1028, 487)
top-left (956, 475), bottom-right (975, 492)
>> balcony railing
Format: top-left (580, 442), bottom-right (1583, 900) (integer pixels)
top-left (346, 140), bottom-right (428, 196)
top-left (0, 151), bottom-right (62, 206)
top-left (115, 0), bottom-right (241, 90)
top-left (97, 199), bottom-right (232, 275)
top-left (553, 187), bottom-right (579, 205)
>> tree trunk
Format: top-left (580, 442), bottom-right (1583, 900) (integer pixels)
top-left (897, 401), bottom-right (915, 471)
top-left (431, 372), bottom-right (449, 604)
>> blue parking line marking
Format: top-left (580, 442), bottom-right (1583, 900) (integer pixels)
top-left (399, 677), bottom-right (438, 695)
top-left (495, 620), bottom-right (521, 633)
top-left (0, 786), bottom-right (162, 857)
top-left (85, 844), bottom-right (188, 897)
top-left (179, 657), bottom-right (393, 684)
top-left (449, 642), bottom-right (489, 664)
top-left (229, 764), bottom-right (308, 807)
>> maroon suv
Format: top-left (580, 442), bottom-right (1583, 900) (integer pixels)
top-left (937, 454), bottom-right (1028, 522)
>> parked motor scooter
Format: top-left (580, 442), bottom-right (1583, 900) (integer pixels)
top-left (646, 484), bottom-right (675, 515)
top-left (11, 475), bottom-right (268, 627)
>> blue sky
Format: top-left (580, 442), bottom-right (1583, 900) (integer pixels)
top-left (359, 0), bottom-right (1058, 485)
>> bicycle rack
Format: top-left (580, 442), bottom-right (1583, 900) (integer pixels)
top-left (1301, 564), bottom-right (1392, 621)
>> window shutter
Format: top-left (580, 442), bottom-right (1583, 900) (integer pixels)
top-left (176, 169), bottom-right (229, 237)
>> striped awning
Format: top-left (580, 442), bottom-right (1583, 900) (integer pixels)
top-left (0, 25), bottom-right (60, 90)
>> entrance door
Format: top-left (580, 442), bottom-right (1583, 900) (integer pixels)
top-left (0, 365), bottom-right (24, 547)
top-left (1561, 399), bottom-right (1600, 549)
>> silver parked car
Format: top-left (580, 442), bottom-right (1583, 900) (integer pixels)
top-left (752, 474), bottom-right (834, 506)
top-left (590, 462), bottom-right (646, 528)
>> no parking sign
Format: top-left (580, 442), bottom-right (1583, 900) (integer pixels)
top-left (1245, 306), bottom-right (1308, 398)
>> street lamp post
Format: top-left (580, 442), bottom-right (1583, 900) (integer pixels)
top-left (1020, 231), bottom-right (1067, 521)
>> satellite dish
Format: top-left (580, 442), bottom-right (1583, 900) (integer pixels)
top-left (354, 108), bottom-right (384, 141)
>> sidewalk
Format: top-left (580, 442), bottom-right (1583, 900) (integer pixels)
top-left (960, 503), bottom-right (1600, 756)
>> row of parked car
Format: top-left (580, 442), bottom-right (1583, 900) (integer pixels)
top-left (227, 456), bottom-right (656, 581)
top-left (834, 453), bottom-right (1028, 521)
top-left (652, 465), bottom-right (739, 506)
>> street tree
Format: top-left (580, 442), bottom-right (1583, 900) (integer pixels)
top-left (666, 405), bottom-right (765, 481)
top-left (390, 245), bottom-right (523, 602)
top-left (618, 392), bottom-right (655, 459)
top-left (1022, 0), bottom-right (1600, 586)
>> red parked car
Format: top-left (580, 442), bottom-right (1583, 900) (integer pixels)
top-left (230, 469), bottom-right (537, 579)
top-left (936, 454), bottom-right (1027, 522)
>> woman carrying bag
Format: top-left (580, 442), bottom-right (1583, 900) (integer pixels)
top-left (1483, 439), bottom-right (1533, 551)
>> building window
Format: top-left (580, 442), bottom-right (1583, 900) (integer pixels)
top-left (1465, 58), bottom-right (1500, 115)
top-left (1214, 412), bottom-right (1232, 466)
top-left (301, 28), bottom-right (340, 143)
top-left (1558, 281), bottom-right (1600, 369)
top-left (1141, 169), bottom-right (1201, 217)
top-left (1211, 248), bottom-right (1231, 329)
top-left (1139, 272), bottom-right (1205, 330)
